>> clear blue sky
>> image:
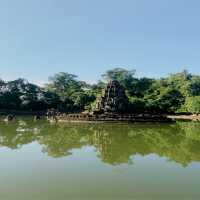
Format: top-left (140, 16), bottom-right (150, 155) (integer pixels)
top-left (0, 0), bottom-right (200, 84)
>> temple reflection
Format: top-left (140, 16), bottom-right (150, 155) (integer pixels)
top-left (0, 118), bottom-right (200, 166)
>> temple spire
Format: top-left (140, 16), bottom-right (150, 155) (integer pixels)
top-left (95, 80), bottom-right (129, 113)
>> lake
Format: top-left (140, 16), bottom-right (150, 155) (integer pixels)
top-left (0, 117), bottom-right (200, 200)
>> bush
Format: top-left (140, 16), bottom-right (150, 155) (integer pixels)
top-left (128, 97), bottom-right (146, 113)
top-left (184, 96), bottom-right (200, 114)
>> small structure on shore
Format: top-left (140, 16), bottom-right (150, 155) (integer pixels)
top-left (34, 115), bottom-right (41, 121)
top-left (4, 114), bottom-right (15, 122)
top-left (46, 108), bottom-right (59, 123)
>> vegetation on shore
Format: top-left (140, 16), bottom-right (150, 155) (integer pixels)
top-left (0, 68), bottom-right (200, 114)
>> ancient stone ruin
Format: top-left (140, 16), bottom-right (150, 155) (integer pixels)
top-left (57, 80), bottom-right (173, 122)
top-left (94, 80), bottom-right (129, 113)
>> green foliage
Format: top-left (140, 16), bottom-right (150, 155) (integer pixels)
top-left (128, 97), bottom-right (146, 113)
top-left (101, 68), bottom-right (153, 99)
top-left (102, 68), bottom-right (135, 82)
top-left (152, 88), bottom-right (184, 113)
top-left (184, 96), bottom-right (200, 114)
top-left (187, 76), bottom-right (200, 96)
top-left (0, 79), bottom-right (60, 111)
top-left (45, 72), bottom-right (95, 112)
top-left (47, 72), bottom-right (81, 100)
top-left (1, 68), bottom-right (200, 114)
top-left (0, 79), bottom-right (4, 86)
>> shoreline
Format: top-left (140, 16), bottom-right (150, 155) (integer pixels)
top-left (0, 110), bottom-right (46, 116)
top-left (57, 113), bottom-right (174, 123)
top-left (1, 111), bottom-right (200, 122)
top-left (167, 115), bottom-right (200, 121)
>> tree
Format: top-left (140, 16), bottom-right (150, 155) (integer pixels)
top-left (102, 68), bottom-right (136, 93)
top-left (1, 69), bottom-right (200, 114)
top-left (20, 82), bottom-right (42, 110)
top-left (144, 79), bottom-right (185, 113)
top-left (102, 68), bottom-right (135, 82)
top-left (47, 72), bottom-right (81, 101)
top-left (187, 76), bottom-right (200, 96)
top-left (0, 78), bottom-right (4, 86)
top-left (128, 97), bottom-right (146, 113)
top-left (184, 96), bottom-right (200, 114)
top-left (0, 79), bottom-right (25, 109)
top-left (0, 78), bottom-right (62, 111)
top-left (46, 72), bottom-right (95, 112)
top-left (157, 88), bottom-right (184, 113)
top-left (166, 70), bottom-right (192, 97)
top-left (38, 90), bottom-right (61, 110)
top-left (128, 77), bottom-right (154, 98)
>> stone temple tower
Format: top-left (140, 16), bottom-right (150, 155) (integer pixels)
top-left (95, 80), bottom-right (129, 113)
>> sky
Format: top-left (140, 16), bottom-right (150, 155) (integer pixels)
top-left (0, 0), bottom-right (200, 85)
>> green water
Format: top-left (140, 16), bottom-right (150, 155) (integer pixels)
top-left (0, 117), bottom-right (200, 200)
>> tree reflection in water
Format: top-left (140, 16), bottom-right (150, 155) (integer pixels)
top-left (0, 117), bottom-right (200, 167)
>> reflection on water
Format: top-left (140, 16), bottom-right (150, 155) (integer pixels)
top-left (0, 117), bottom-right (200, 167)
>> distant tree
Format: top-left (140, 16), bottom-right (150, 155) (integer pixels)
top-left (0, 78), bottom-right (4, 86)
top-left (187, 76), bottom-right (200, 96)
top-left (102, 68), bottom-right (136, 94)
top-left (184, 96), bottom-right (200, 114)
top-left (166, 70), bottom-right (192, 97)
top-left (157, 88), bottom-right (184, 113)
top-left (20, 82), bottom-right (43, 110)
top-left (37, 90), bottom-right (61, 110)
top-left (102, 68), bottom-right (136, 82)
top-left (128, 77), bottom-right (154, 98)
top-left (47, 72), bottom-right (81, 101)
top-left (0, 78), bottom-right (62, 111)
top-left (0, 79), bottom-right (26, 109)
top-left (128, 97), bottom-right (146, 113)
top-left (46, 72), bottom-right (95, 112)
top-left (1, 69), bottom-right (200, 114)
top-left (89, 81), bottom-right (106, 96)
top-left (144, 79), bottom-right (184, 113)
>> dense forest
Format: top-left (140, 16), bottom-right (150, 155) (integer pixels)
top-left (0, 68), bottom-right (200, 114)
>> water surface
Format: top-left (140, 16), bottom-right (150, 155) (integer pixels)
top-left (0, 117), bottom-right (200, 200)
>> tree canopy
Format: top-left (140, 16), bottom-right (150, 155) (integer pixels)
top-left (0, 68), bottom-right (200, 114)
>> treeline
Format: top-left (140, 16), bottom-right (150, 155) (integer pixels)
top-left (0, 68), bottom-right (200, 114)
